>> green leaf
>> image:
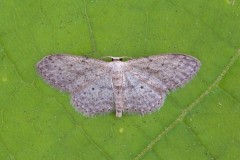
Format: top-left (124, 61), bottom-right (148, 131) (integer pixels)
top-left (0, 0), bottom-right (240, 159)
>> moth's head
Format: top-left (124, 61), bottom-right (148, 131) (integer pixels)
top-left (101, 56), bottom-right (132, 61)
top-left (111, 57), bottom-right (123, 61)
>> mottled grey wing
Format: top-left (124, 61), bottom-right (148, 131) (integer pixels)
top-left (122, 71), bottom-right (166, 115)
top-left (71, 74), bottom-right (114, 116)
top-left (37, 54), bottom-right (114, 116)
top-left (37, 54), bottom-right (110, 92)
top-left (126, 54), bottom-right (201, 91)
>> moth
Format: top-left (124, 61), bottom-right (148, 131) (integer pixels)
top-left (37, 54), bottom-right (201, 117)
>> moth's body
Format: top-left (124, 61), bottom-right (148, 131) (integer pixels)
top-left (37, 54), bottom-right (201, 118)
top-left (108, 58), bottom-right (126, 117)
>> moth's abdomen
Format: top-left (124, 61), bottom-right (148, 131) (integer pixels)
top-left (110, 62), bottom-right (125, 117)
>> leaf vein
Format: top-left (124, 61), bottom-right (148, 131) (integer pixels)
top-left (83, 0), bottom-right (97, 53)
top-left (133, 49), bottom-right (240, 160)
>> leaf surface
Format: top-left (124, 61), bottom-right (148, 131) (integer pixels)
top-left (0, 0), bottom-right (240, 159)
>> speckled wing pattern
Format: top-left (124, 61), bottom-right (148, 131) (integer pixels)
top-left (71, 74), bottom-right (114, 116)
top-left (122, 54), bottom-right (201, 115)
top-left (37, 54), bottom-right (114, 116)
top-left (37, 54), bottom-right (110, 92)
top-left (37, 53), bottom-right (201, 117)
top-left (122, 71), bottom-right (167, 114)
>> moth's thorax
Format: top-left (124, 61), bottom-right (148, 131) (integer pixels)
top-left (108, 59), bottom-right (126, 69)
top-left (108, 61), bottom-right (125, 87)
